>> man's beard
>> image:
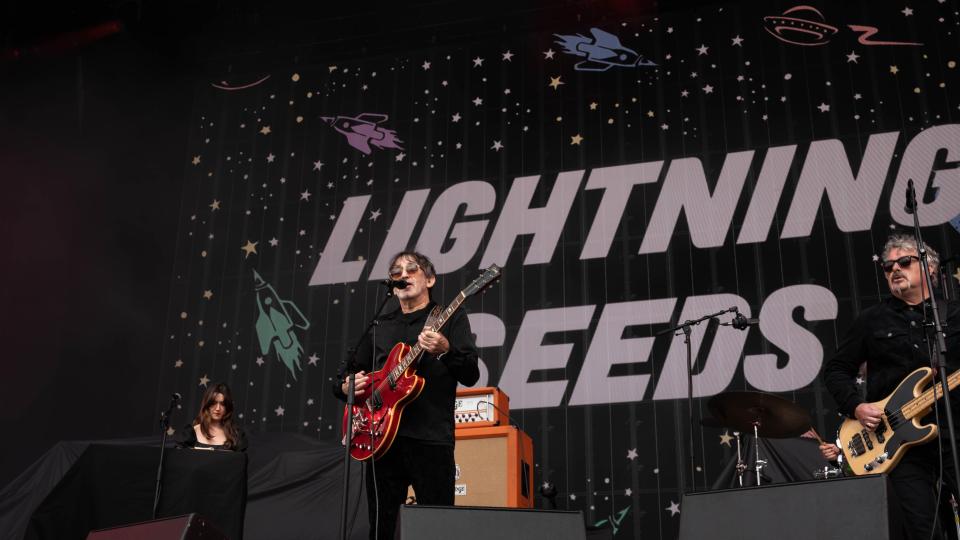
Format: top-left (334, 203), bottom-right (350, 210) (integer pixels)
top-left (890, 273), bottom-right (912, 296)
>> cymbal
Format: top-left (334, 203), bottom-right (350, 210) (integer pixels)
top-left (707, 391), bottom-right (811, 438)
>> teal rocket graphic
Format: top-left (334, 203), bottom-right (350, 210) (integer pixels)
top-left (594, 506), bottom-right (630, 535)
top-left (253, 269), bottom-right (310, 379)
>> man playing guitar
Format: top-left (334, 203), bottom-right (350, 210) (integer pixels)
top-left (332, 251), bottom-right (480, 540)
top-left (823, 234), bottom-right (960, 539)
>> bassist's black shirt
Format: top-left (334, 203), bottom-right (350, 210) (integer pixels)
top-left (333, 301), bottom-right (480, 444)
top-left (823, 296), bottom-right (960, 420)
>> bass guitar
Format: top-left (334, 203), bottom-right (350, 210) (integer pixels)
top-left (839, 365), bottom-right (960, 475)
top-left (342, 264), bottom-right (501, 461)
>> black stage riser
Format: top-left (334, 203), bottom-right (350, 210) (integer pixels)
top-left (397, 505), bottom-right (586, 540)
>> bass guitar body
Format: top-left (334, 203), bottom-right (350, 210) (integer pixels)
top-left (839, 367), bottom-right (939, 475)
top-left (342, 342), bottom-right (425, 461)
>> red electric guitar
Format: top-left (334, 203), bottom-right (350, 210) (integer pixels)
top-left (342, 264), bottom-right (501, 461)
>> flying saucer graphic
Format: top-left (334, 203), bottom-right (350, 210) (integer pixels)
top-left (763, 5), bottom-right (838, 46)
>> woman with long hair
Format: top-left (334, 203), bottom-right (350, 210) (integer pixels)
top-left (175, 382), bottom-right (247, 451)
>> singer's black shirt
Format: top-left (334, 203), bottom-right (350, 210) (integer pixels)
top-left (333, 301), bottom-right (480, 444)
top-left (823, 296), bottom-right (960, 419)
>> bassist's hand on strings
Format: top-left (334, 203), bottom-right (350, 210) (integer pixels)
top-left (419, 330), bottom-right (449, 356)
top-left (341, 371), bottom-right (370, 395)
top-left (855, 403), bottom-right (884, 432)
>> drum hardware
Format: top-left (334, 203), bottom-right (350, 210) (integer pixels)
top-left (707, 391), bottom-right (813, 486)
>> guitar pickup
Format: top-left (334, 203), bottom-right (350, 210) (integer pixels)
top-left (848, 433), bottom-right (866, 456)
top-left (860, 429), bottom-right (874, 450)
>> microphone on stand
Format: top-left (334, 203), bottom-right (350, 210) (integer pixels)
top-left (719, 307), bottom-right (758, 330)
top-left (381, 279), bottom-right (409, 289)
top-left (904, 178), bottom-right (917, 215)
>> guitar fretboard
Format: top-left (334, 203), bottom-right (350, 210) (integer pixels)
top-left (901, 369), bottom-right (960, 420)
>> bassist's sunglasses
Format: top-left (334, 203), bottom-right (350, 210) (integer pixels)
top-left (881, 255), bottom-right (920, 273)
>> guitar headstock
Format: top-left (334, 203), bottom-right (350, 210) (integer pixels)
top-left (462, 264), bottom-right (501, 297)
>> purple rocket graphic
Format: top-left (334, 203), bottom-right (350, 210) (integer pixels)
top-left (321, 113), bottom-right (404, 155)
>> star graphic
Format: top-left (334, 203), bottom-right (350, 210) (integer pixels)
top-left (570, 134), bottom-right (584, 145)
top-left (256, 357), bottom-right (265, 366)
top-left (275, 405), bottom-right (285, 416)
top-left (817, 102), bottom-right (831, 113)
top-left (422, 60), bottom-right (431, 70)
top-left (491, 140), bottom-right (504, 151)
top-left (625, 488), bottom-right (633, 496)
top-left (902, 6), bottom-right (913, 16)
top-left (543, 49), bottom-right (555, 59)
top-left (854, 93), bottom-right (862, 100)
top-left (472, 56), bottom-right (484, 67)
top-left (306, 398), bottom-right (314, 405)
top-left (626, 448), bottom-right (638, 460)
top-left (472, 96), bottom-right (483, 106)
top-left (313, 160), bottom-right (324, 171)
top-left (696, 44), bottom-right (709, 55)
top-left (502, 50), bottom-right (514, 61)
top-left (269, 237), bottom-right (278, 247)
top-left (660, 123), bottom-right (669, 130)
top-left (451, 112), bottom-right (461, 122)
top-left (731, 35), bottom-right (744, 46)
top-left (548, 76), bottom-right (564, 90)
top-left (191, 155), bottom-right (201, 165)
top-left (646, 110), bottom-right (655, 118)
top-left (202, 290), bottom-right (213, 300)
top-left (890, 65), bottom-right (899, 74)
top-left (266, 152), bottom-right (275, 163)
top-left (174, 359), bottom-right (184, 368)
top-left (720, 430), bottom-right (734, 446)
top-left (856, 375), bottom-right (866, 385)
top-left (589, 102), bottom-right (598, 110)
top-left (846, 51), bottom-right (860, 63)
top-left (308, 353), bottom-right (320, 366)
top-left (209, 199), bottom-right (221, 211)
top-left (260, 125), bottom-right (271, 135)
top-left (395, 152), bottom-right (406, 161)
top-left (241, 240), bottom-right (258, 258)
top-left (199, 374), bottom-right (210, 387)
top-left (681, 89), bottom-right (689, 97)
top-left (702, 84), bottom-right (714, 94)
top-left (300, 189), bottom-right (312, 201)
top-left (369, 208), bottom-right (382, 221)
top-left (666, 501), bottom-right (680, 516)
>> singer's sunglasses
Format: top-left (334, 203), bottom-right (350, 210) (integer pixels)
top-left (881, 255), bottom-right (920, 273)
top-left (388, 262), bottom-right (422, 279)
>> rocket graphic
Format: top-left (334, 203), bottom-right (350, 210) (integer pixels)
top-left (320, 113), bottom-right (404, 155)
top-left (253, 269), bottom-right (310, 379)
top-left (554, 27), bottom-right (657, 72)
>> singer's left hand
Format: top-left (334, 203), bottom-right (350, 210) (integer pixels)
top-left (419, 330), bottom-right (449, 356)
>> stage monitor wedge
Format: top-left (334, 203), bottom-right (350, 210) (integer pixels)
top-left (397, 505), bottom-right (586, 540)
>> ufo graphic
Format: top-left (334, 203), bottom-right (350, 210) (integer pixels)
top-left (763, 5), bottom-right (838, 46)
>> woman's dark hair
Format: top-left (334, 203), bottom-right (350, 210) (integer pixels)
top-left (193, 382), bottom-right (241, 450)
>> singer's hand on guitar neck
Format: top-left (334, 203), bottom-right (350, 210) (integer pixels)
top-left (855, 402), bottom-right (884, 432)
top-left (418, 329), bottom-right (449, 356)
top-left (341, 371), bottom-right (370, 395)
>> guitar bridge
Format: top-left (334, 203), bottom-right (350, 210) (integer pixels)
top-left (848, 433), bottom-right (866, 457)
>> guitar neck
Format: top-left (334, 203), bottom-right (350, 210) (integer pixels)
top-left (902, 369), bottom-right (960, 419)
top-left (395, 292), bottom-right (466, 374)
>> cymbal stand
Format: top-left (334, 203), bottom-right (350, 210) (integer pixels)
top-left (752, 421), bottom-right (766, 486)
top-left (733, 431), bottom-right (746, 487)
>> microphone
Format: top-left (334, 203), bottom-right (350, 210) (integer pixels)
top-left (381, 279), bottom-right (409, 289)
top-left (171, 392), bottom-right (182, 403)
top-left (731, 311), bottom-right (759, 330)
top-left (904, 179), bottom-right (917, 214)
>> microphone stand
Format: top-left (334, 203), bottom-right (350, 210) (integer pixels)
top-left (657, 306), bottom-right (739, 493)
top-left (152, 395), bottom-right (179, 519)
top-left (904, 179), bottom-right (960, 497)
top-left (338, 286), bottom-right (396, 540)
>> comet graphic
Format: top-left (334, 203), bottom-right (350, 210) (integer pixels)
top-left (554, 28), bottom-right (656, 72)
top-left (320, 113), bottom-right (404, 154)
top-left (253, 269), bottom-right (310, 379)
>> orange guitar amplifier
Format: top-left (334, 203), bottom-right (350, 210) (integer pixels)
top-left (454, 387), bottom-right (509, 428)
top-left (453, 426), bottom-right (534, 508)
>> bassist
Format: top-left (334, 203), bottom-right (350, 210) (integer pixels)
top-left (332, 251), bottom-right (480, 540)
top-left (823, 234), bottom-right (960, 540)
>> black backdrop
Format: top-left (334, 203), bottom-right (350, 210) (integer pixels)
top-left (2, 1), bottom-right (960, 539)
